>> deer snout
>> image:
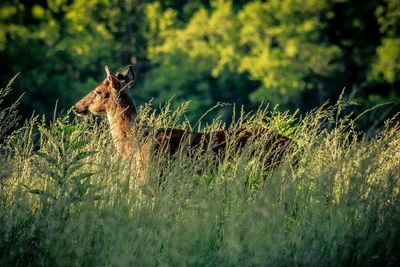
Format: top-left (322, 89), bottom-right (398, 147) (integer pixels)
top-left (72, 103), bottom-right (89, 116)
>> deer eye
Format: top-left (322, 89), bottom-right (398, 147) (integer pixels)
top-left (96, 90), bottom-right (102, 95)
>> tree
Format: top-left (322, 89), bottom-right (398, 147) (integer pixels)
top-left (0, 0), bottom-right (148, 117)
top-left (1, 0), bottom-right (399, 128)
top-left (140, 1), bottom-right (257, 122)
top-left (370, 0), bottom-right (400, 85)
top-left (141, 0), bottom-right (342, 117)
top-left (237, 0), bottom-right (342, 108)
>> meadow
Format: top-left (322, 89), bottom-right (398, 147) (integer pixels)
top-left (1, 80), bottom-right (399, 266)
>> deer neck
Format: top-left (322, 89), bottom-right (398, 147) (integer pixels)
top-left (106, 97), bottom-right (136, 158)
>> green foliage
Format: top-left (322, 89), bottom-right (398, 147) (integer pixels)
top-left (1, 0), bottom-right (399, 128)
top-left (370, 0), bottom-right (400, 84)
top-left (0, 0), bottom-right (147, 116)
top-left (1, 1), bottom-right (400, 263)
top-left (143, 0), bottom-right (342, 112)
top-left (140, 0), bottom-right (399, 124)
top-left (23, 116), bottom-right (98, 215)
top-left (267, 111), bottom-right (299, 137)
top-left (1, 84), bottom-right (400, 265)
top-left (238, 0), bottom-right (341, 103)
top-left (370, 37), bottom-right (400, 83)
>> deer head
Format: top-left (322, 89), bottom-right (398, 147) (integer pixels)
top-left (73, 65), bottom-right (136, 117)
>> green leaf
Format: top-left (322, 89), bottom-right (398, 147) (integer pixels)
top-left (71, 151), bottom-right (97, 162)
top-left (71, 139), bottom-right (89, 150)
top-left (80, 176), bottom-right (91, 196)
top-left (62, 124), bottom-right (76, 137)
top-left (21, 183), bottom-right (56, 200)
top-left (72, 172), bottom-right (94, 182)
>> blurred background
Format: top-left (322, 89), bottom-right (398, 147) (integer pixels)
top-left (0, 0), bottom-right (399, 130)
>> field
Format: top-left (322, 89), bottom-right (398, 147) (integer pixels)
top-left (1, 84), bottom-right (399, 266)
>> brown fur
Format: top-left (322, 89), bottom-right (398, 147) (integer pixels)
top-left (153, 127), bottom-right (290, 163)
top-left (73, 66), bottom-right (292, 179)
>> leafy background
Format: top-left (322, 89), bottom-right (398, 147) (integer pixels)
top-left (1, 0), bottom-right (399, 128)
top-left (1, 2), bottom-right (400, 265)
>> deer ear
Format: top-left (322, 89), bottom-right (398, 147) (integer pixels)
top-left (121, 65), bottom-right (135, 84)
top-left (105, 65), bottom-right (120, 89)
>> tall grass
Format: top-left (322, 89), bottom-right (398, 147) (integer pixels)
top-left (0, 85), bottom-right (399, 266)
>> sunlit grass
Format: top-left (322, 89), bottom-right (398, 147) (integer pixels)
top-left (0, 86), bottom-right (399, 266)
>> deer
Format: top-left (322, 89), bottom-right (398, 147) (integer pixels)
top-left (72, 65), bottom-right (292, 181)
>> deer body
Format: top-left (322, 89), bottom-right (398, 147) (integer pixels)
top-left (73, 66), bottom-right (291, 179)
